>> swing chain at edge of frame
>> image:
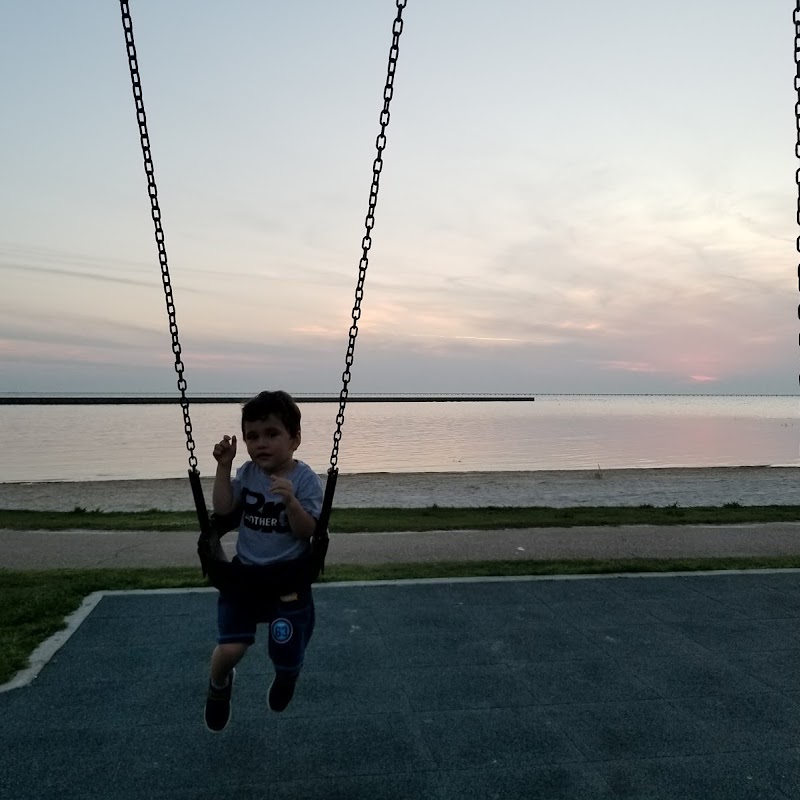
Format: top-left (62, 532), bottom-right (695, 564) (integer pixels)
top-left (328, 0), bottom-right (408, 474)
top-left (119, 1), bottom-right (198, 472)
top-left (795, 2), bottom-right (800, 391)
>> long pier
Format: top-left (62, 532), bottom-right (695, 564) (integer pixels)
top-left (0, 395), bottom-right (536, 405)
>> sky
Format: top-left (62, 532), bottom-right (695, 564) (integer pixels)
top-left (1, 0), bottom-right (797, 396)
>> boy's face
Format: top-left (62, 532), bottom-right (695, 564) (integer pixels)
top-left (242, 414), bottom-right (300, 474)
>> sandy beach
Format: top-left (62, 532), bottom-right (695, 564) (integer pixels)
top-left (0, 466), bottom-right (797, 512)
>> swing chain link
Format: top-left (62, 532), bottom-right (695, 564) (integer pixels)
top-left (119, 1), bottom-right (198, 472)
top-left (795, 1), bottom-right (800, 390)
top-left (328, 0), bottom-right (407, 472)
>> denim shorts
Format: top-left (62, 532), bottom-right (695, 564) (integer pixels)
top-left (217, 587), bottom-right (315, 673)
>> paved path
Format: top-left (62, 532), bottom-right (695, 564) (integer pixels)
top-left (3, 574), bottom-right (800, 798)
top-left (3, 522), bottom-right (800, 570)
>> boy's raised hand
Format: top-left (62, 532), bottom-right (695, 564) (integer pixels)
top-left (213, 435), bottom-right (237, 466)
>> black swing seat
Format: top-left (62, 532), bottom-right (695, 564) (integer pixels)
top-left (196, 509), bottom-right (330, 602)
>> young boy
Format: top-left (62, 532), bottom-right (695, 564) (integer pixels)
top-left (204, 390), bottom-right (323, 732)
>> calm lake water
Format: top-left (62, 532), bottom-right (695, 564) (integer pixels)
top-left (1, 395), bottom-right (798, 483)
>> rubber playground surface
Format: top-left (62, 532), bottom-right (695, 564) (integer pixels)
top-left (3, 572), bottom-right (800, 799)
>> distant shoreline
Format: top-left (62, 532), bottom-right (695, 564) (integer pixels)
top-left (1, 466), bottom-right (797, 512)
top-left (0, 393), bottom-right (794, 405)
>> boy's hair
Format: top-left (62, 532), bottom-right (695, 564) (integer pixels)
top-left (241, 390), bottom-right (301, 437)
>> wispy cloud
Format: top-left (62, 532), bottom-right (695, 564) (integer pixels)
top-left (597, 360), bottom-right (662, 374)
top-left (0, 260), bottom-right (161, 290)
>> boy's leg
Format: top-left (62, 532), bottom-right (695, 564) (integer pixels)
top-left (210, 642), bottom-right (248, 687)
top-left (205, 592), bottom-right (256, 732)
top-left (267, 589), bottom-right (315, 712)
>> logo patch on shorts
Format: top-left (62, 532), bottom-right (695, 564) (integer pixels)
top-left (271, 618), bottom-right (293, 643)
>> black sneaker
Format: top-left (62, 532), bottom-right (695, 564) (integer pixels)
top-left (204, 668), bottom-right (235, 732)
top-left (268, 672), bottom-right (297, 713)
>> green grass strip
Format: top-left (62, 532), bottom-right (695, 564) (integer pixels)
top-left (3, 503), bottom-right (800, 532)
top-left (0, 568), bottom-right (202, 687)
top-left (3, 556), bottom-right (800, 687)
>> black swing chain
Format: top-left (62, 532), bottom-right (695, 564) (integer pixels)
top-left (119, 1), bottom-right (198, 473)
top-left (795, 1), bottom-right (800, 392)
top-left (119, 0), bottom-right (406, 476)
top-left (328, 0), bottom-right (407, 473)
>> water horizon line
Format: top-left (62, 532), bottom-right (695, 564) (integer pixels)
top-left (0, 392), bottom-right (796, 405)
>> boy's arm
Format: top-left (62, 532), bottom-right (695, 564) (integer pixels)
top-left (212, 435), bottom-right (239, 515)
top-left (212, 464), bottom-right (237, 515)
top-left (283, 497), bottom-right (317, 539)
top-left (269, 474), bottom-right (319, 539)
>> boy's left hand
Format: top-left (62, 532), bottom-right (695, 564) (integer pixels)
top-left (269, 475), bottom-right (296, 504)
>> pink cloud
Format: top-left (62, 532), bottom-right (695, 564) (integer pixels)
top-left (599, 360), bottom-right (661, 374)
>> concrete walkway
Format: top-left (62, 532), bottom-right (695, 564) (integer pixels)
top-left (3, 522), bottom-right (800, 570)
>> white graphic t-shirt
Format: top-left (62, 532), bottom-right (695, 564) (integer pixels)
top-left (231, 460), bottom-right (323, 566)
